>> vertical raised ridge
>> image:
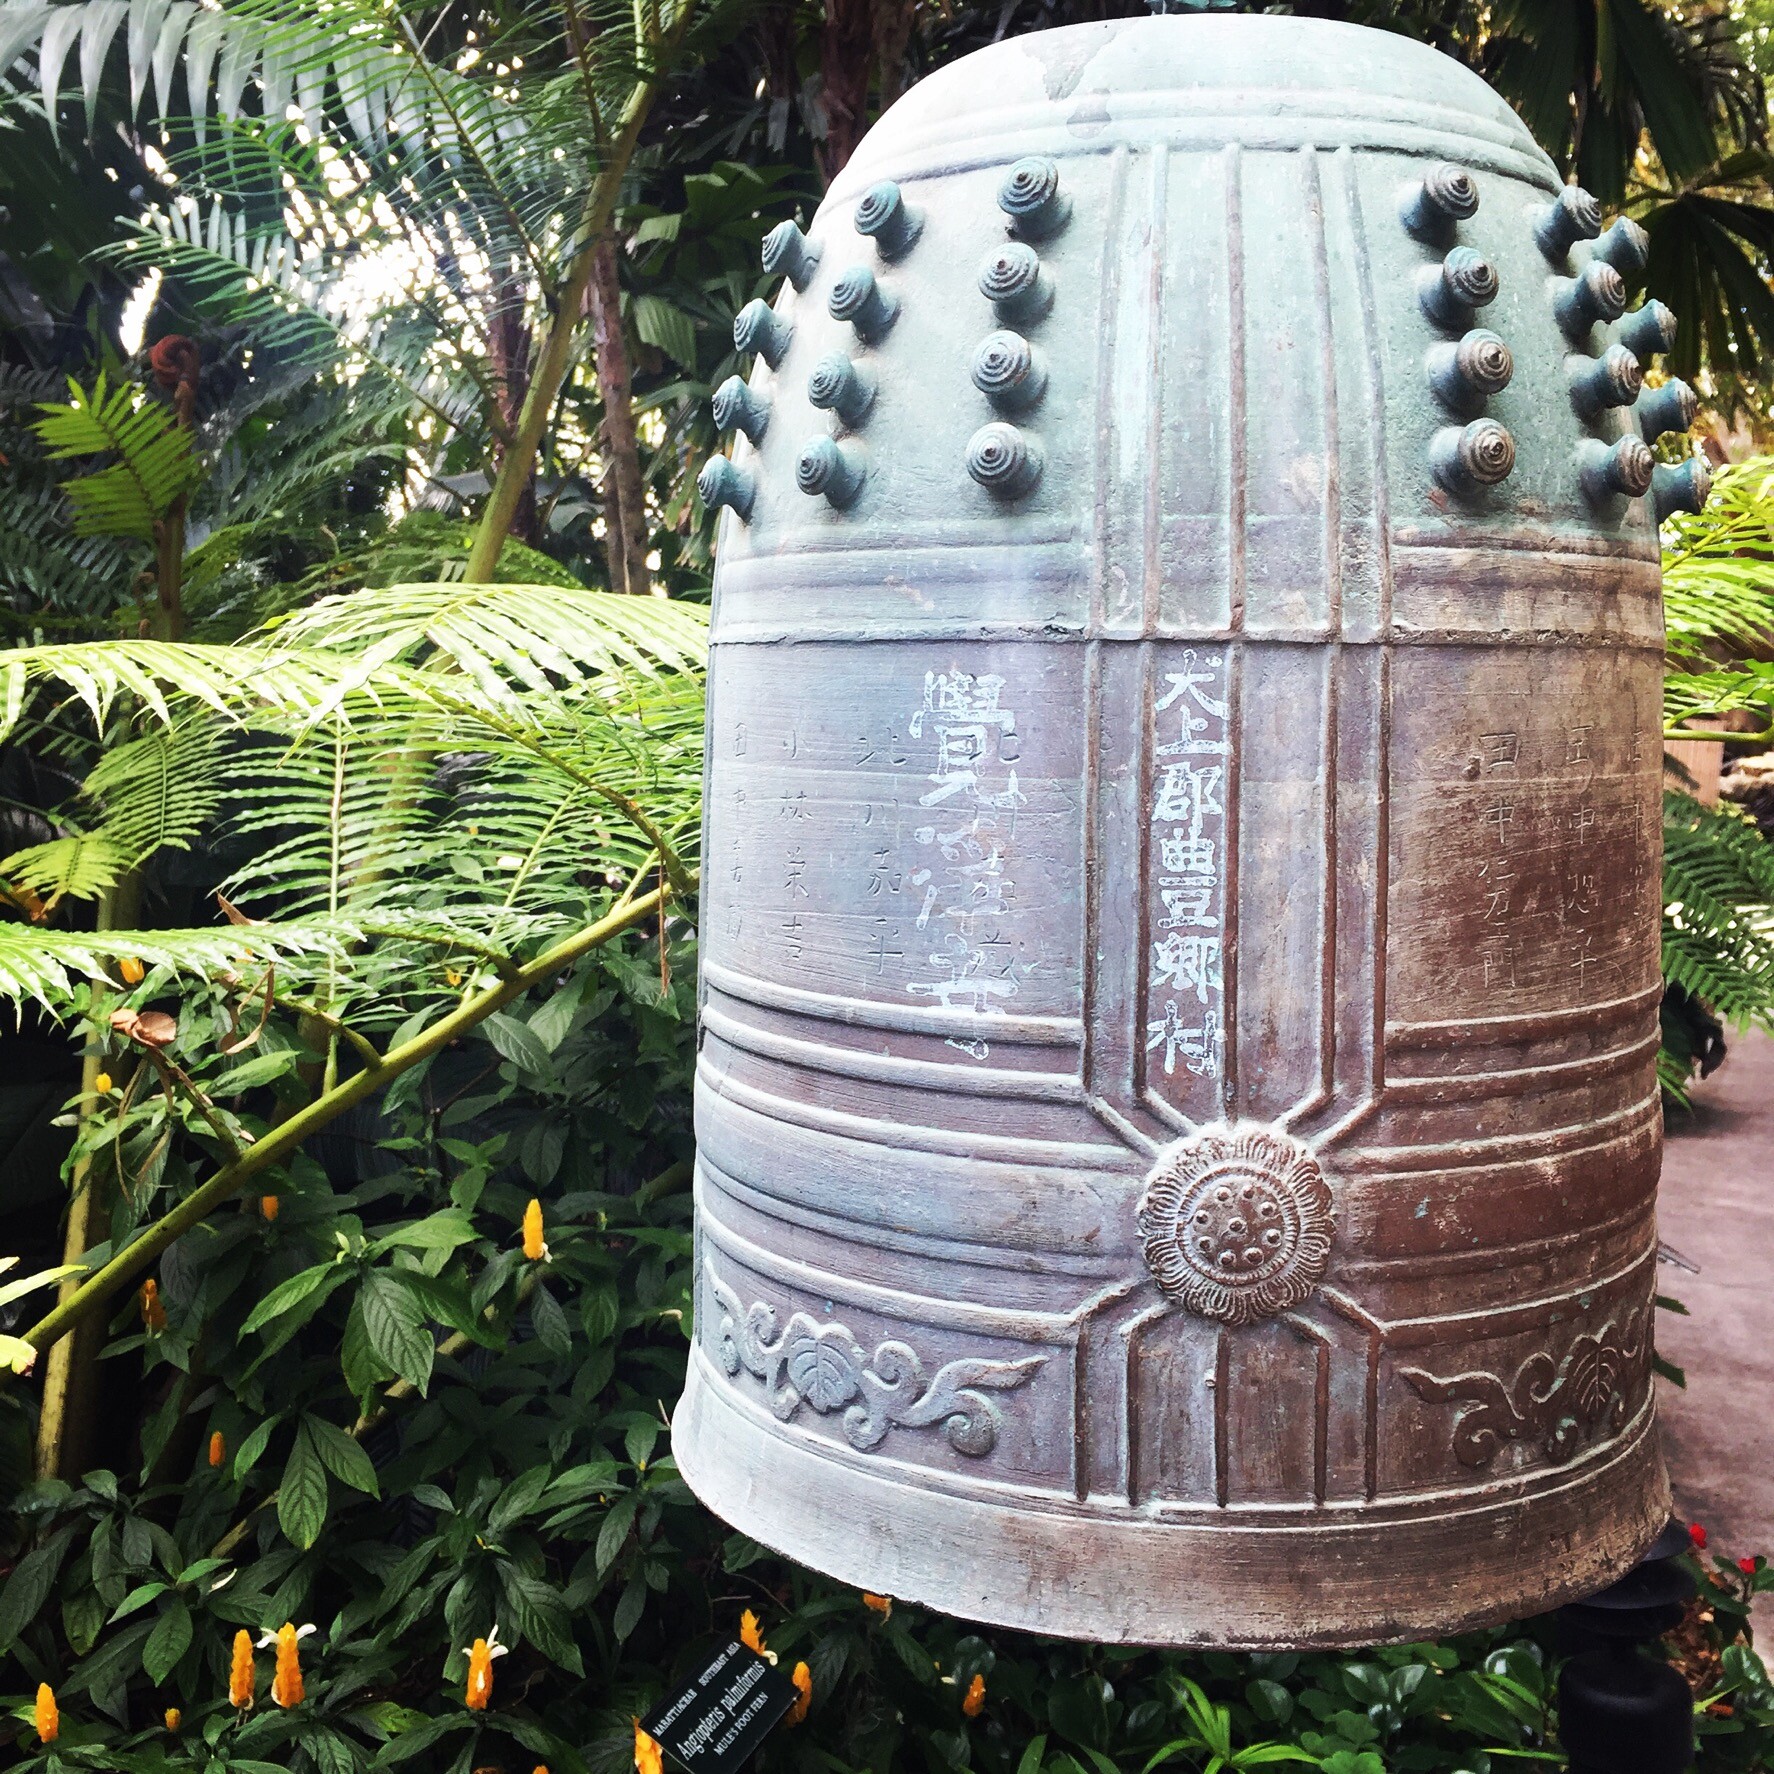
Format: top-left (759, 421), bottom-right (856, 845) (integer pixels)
top-left (1304, 146), bottom-right (1342, 634)
top-left (1142, 145), bottom-right (1170, 637)
top-left (1091, 147), bottom-right (1131, 636)
top-left (1225, 143), bottom-right (1247, 635)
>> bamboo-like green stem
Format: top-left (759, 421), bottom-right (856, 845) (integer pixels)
top-left (35, 874), bottom-right (140, 1479)
top-left (461, 10), bottom-right (691, 585)
top-left (14, 878), bottom-right (688, 1374)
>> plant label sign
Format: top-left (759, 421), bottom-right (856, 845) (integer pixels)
top-left (641, 1640), bottom-right (800, 1774)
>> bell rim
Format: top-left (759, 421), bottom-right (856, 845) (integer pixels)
top-left (675, 1346), bottom-right (1670, 1649)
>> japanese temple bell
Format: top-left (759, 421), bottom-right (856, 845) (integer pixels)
top-left (677, 11), bottom-right (1704, 1647)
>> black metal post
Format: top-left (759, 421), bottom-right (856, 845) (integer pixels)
top-left (1557, 1518), bottom-right (1697, 1774)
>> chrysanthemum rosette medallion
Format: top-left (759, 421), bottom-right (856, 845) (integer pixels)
top-left (1137, 1125), bottom-right (1334, 1326)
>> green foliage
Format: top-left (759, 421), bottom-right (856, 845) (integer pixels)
top-left (1656, 457), bottom-right (1774, 1094)
top-left (6, 4), bottom-right (1774, 1770)
top-left (33, 375), bottom-right (201, 546)
top-left (1663, 793), bottom-right (1774, 1026)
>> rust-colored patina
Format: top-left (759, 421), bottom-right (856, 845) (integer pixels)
top-left (677, 12), bottom-right (1705, 1647)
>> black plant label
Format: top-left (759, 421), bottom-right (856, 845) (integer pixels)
top-left (641, 1640), bottom-right (800, 1774)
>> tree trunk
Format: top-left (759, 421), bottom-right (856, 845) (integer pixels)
top-left (487, 274), bottom-right (539, 548)
top-left (819, 0), bottom-right (877, 181)
top-left (587, 234), bottom-right (650, 596)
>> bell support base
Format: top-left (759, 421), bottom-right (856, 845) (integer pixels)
top-left (675, 1346), bottom-right (1670, 1649)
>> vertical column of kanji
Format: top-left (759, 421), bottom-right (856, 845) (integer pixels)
top-left (903, 668), bottom-right (1027, 1037)
top-left (1142, 649), bottom-right (1230, 1121)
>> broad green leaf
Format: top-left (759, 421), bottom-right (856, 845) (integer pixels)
top-left (108, 1580), bottom-right (170, 1622)
top-left (0, 1261), bottom-right (87, 1311)
top-left (372, 1208), bottom-right (477, 1256)
top-left (305, 1413), bottom-right (381, 1499)
top-left (624, 1420), bottom-right (659, 1470)
top-left (595, 1492), bottom-right (640, 1576)
top-left (142, 1597), bottom-right (193, 1684)
top-left (240, 1263), bottom-right (348, 1335)
top-left (301, 1724), bottom-right (362, 1774)
top-left (278, 1419), bottom-right (329, 1549)
top-left (484, 1010), bottom-right (552, 1076)
top-left (529, 1282), bottom-right (572, 1356)
top-left (488, 1465), bottom-right (553, 1534)
top-left (232, 1415), bottom-right (281, 1481)
top-left (360, 1271), bottom-right (435, 1392)
top-left (612, 1571), bottom-right (646, 1640)
top-left (496, 1564), bottom-right (583, 1675)
top-left (0, 1529), bottom-right (76, 1652)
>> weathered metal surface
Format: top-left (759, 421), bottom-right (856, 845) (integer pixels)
top-left (677, 12), bottom-right (1701, 1647)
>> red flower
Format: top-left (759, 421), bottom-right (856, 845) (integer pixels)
top-left (1739, 1557), bottom-right (1758, 1577)
top-left (1689, 1523), bottom-right (1708, 1551)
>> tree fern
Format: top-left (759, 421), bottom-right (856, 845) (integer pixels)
top-left (0, 830), bottom-right (129, 911)
top-left (0, 574), bottom-right (704, 1027)
top-left (33, 373), bottom-right (201, 544)
top-left (1663, 793), bottom-right (1774, 1024)
top-left (1657, 462), bottom-right (1774, 1093)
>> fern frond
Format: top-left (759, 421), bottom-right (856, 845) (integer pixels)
top-left (82, 724), bottom-right (222, 865)
top-left (0, 483), bottom-right (143, 619)
top-left (0, 831), bottom-right (128, 908)
top-left (263, 581), bottom-right (709, 684)
top-left (1662, 457), bottom-right (1774, 668)
top-left (1664, 662), bottom-right (1774, 731)
top-left (0, 918), bottom-right (358, 1016)
top-left (32, 374), bottom-right (201, 544)
top-left (0, 637), bottom-right (374, 738)
top-left (1662, 793), bottom-right (1774, 1029)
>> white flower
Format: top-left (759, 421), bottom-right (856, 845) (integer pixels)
top-left (257, 1622), bottom-right (317, 1648)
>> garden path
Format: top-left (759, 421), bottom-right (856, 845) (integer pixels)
top-left (1657, 1028), bottom-right (1774, 1638)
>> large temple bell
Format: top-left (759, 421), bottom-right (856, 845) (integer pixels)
top-left (676, 11), bottom-right (1706, 1647)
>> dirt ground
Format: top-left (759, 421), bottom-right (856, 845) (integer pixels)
top-left (1657, 1028), bottom-right (1774, 1638)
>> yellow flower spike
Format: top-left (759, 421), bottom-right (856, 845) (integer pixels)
top-left (787, 1661), bottom-right (812, 1727)
top-left (94, 1071), bottom-right (113, 1094)
top-left (229, 1629), bottom-right (255, 1707)
top-left (522, 1197), bottom-right (550, 1262)
top-left (260, 1195), bottom-right (280, 1222)
top-left (164, 1707), bottom-right (182, 1732)
top-left (446, 968), bottom-right (463, 987)
top-left (257, 1622), bottom-right (316, 1707)
top-left (739, 1609), bottom-right (766, 1654)
top-left (34, 1682), bottom-right (59, 1742)
top-left (634, 1720), bottom-right (663, 1774)
top-left (119, 955), bottom-right (145, 984)
top-left (962, 1673), bottom-right (986, 1718)
top-left (208, 1431), bottom-right (226, 1468)
top-left (862, 1592), bottom-right (892, 1618)
top-left (139, 1277), bottom-right (167, 1332)
top-left (463, 1625), bottom-right (507, 1710)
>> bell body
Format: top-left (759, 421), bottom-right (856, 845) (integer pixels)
top-left (678, 13), bottom-right (1670, 1646)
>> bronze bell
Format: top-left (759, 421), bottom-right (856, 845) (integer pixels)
top-left (679, 12), bottom-right (1683, 1647)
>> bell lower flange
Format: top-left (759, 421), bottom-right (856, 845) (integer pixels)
top-left (674, 1346), bottom-right (1670, 1649)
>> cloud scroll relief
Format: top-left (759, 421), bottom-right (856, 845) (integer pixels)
top-left (1401, 1307), bottom-right (1652, 1468)
top-left (705, 1264), bottom-right (1044, 1456)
